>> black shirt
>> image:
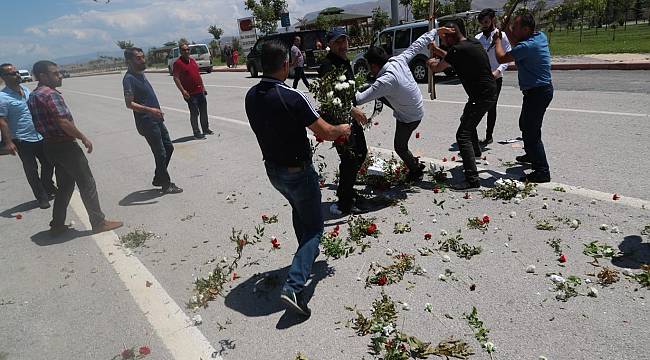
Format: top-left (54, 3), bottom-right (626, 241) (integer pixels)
top-left (318, 52), bottom-right (354, 81)
top-left (245, 77), bottom-right (320, 166)
top-left (444, 38), bottom-right (497, 101)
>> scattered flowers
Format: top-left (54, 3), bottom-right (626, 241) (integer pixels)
top-left (612, 193), bottom-right (621, 200)
top-left (366, 253), bottom-right (420, 287)
top-left (271, 237), bottom-right (281, 249)
top-left (481, 178), bottom-right (536, 200)
top-left (15, 214), bottom-right (22, 220)
top-left (597, 267), bottom-right (620, 285)
top-left (393, 222), bottom-right (411, 234)
top-left (424, 233), bottom-right (432, 240)
top-left (465, 306), bottom-right (495, 355)
top-left (261, 214), bottom-right (278, 224)
top-left (467, 216), bottom-right (490, 232)
top-left (558, 254), bottom-right (567, 263)
top-left (438, 233), bottom-right (482, 260)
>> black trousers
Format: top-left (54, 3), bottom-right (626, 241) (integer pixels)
top-left (394, 120), bottom-right (421, 172)
top-left (485, 77), bottom-right (503, 139)
top-left (292, 67), bottom-right (310, 89)
top-left (44, 141), bottom-right (105, 228)
top-left (186, 93), bottom-right (210, 135)
top-left (335, 122), bottom-right (367, 211)
top-left (456, 99), bottom-right (496, 183)
top-left (136, 120), bottom-right (174, 187)
top-left (15, 139), bottom-right (56, 202)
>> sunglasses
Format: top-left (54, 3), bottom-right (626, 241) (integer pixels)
top-left (1, 71), bottom-right (20, 77)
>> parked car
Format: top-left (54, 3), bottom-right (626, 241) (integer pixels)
top-left (18, 70), bottom-right (32, 82)
top-left (167, 44), bottom-right (212, 75)
top-left (246, 30), bottom-right (326, 78)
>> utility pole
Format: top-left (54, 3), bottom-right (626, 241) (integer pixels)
top-left (391, 0), bottom-right (399, 26)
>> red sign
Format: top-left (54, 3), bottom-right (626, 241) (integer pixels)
top-left (239, 18), bottom-right (254, 32)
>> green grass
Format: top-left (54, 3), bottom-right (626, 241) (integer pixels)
top-left (547, 23), bottom-right (650, 55)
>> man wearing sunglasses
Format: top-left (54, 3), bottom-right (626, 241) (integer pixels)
top-left (0, 63), bottom-right (57, 209)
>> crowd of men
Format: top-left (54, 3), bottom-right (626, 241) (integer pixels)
top-left (1, 8), bottom-right (553, 318)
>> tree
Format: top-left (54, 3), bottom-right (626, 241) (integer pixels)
top-left (208, 25), bottom-right (223, 41)
top-left (116, 40), bottom-right (134, 49)
top-left (314, 14), bottom-right (342, 31)
top-left (163, 41), bottom-right (177, 47)
top-left (400, 0), bottom-right (413, 22)
top-left (453, 0), bottom-right (472, 13)
top-left (244, 0), bottom-right (287, 35)
top-left (295, 16), bottom-right (309, 28)
top-left (372, 7), bottom-right (390, 33)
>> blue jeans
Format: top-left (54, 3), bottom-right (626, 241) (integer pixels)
top-left (520, 84), bottom-right (553, 175)
top-left (136, 120), bottom-right (174, 186)
top-left (265, 161), bottom-right (324, 293)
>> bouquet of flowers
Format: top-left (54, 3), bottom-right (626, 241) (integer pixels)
top-left (309, 68), bottom-right (366, 128)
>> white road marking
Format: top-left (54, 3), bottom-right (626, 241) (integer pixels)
top-left (148, 82), bottom-right (650, 118)
top-left (64, 89), bottom-right (650, 209)
top-left (68, 193), bottom-right (220, 360)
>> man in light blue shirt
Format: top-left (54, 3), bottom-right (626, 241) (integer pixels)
top-left (0, 63), bottom-right (56, 208)
top-left (494, 11), bottom-right (553, 183)
top-left (475, 8), bottom-right (511, 146)
top-left (356, 27), bottom-right (452, 181)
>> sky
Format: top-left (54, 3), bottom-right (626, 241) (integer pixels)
top-left (1, 0), bottom-right (362, 68)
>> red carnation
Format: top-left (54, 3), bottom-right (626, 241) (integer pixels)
top-left (271, 237), bottom-right (281, 249)
top-left (463, 192), bottom-right (471, 199)
top-left (415, 132), bottom-right (420, 139)
top-left (15, 214), bottom-right (22, 220)
top-left (433, 186), bottom-right (440, 194)
top-left (315, 136), bottom-right (324, 143)
top-left (482, 156), bottom-right (487, 160)
top-left (319, 180), bottom-right (325, 188)
top-left (442, 157), bottom-right (448, 162)
top-left (374, 121), bottom-right (379, 126)
top-left (559, 254), bottom-right (567, 263)
top-left (366, 223), bottom-right (378, 235)
top-left (482, 215), bottom-right (490, 224)
top-left (612, 193), bottom-right (621, 200)
top-left (138, 346), bottom-right (151, 356)
top-left (232, 272), bottom-right (239, 280)
top-left (261, 214), bottom-right (269, 222)
top-left (238, 239), bottom-right (247, 247)
top-left (451, 156), bottom-right (456, 161)
top-left (424, 233), bottom-right (432, 240)
top-left (377, 275), bottom-right (388, 286)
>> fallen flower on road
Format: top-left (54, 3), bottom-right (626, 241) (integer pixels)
top-left (138, 346), bottom-right (151, 356)
top-left (15, 214), bottom-right (22, 220)
top-left (424, 233), bottom-right (432, 240)
top-left (415, 132), bottom-right (420, 138)
top-left (559, 254), bottom-right (567, 263)
top-left (613, 193), bottom-right (621, 200)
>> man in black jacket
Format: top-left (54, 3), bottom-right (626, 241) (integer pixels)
top-left (318, 28), bottom-right (368, 215)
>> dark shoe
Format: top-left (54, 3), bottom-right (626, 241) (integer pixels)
top-left (162, 183), bottom-right (183, 194)
top-left (203, 129), bottom-right (214, 135)
top-left (280, 288), bottom-right (311, 317)
top-left (194, 133), bottom-right (206, 139)
top-left (480, 137), bottom-right (493, 147)
top-left (38, 199), bottom-right (51, 209)
top-left (152, 179), bottom-right (163, 187)
top-left (406, 163), bottom-right (426, 182)
top-left (521, 172), bottom-right (550, 183)
top-left (449, 181), bottom-right (481, 192)
top-left (49, 224), bottom-right (71, 236)
top-left (330, 203), bottom-right (365, 216)
top-left (92, 220), bottom-right (123, 234)
top-left (516, 154), bottom-right (532, 164)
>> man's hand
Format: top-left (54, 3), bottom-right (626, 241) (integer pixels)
top-left (182, 90), bottom-right (190, 100)
top-left (492, 70), bottom-right (500, 78)
top-left (339, 123), bottom-right (352, 138)
top-left (351, 107), bottom-right (368, 126)
top-left (204, 90), bottom-right (208, 96)
top-left (436, 26), bottom-right (456, 36)
top-left (492, 29), bottom-right (503, 41)
top-left (81, 137), bottom-right (93, 154)
top-left (150, 108), bottom-right (165, 120)
top-left (427, 58), bottom-right (439, 70)
top-left (3, 141), bottom-right (17, 155)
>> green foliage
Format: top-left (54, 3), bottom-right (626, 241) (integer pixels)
top-left (438, 233), bottom-right (482, 260)
top-left (372, 7), bottom-right (390, 32)
top-left (119, 228), bottom-right (154, 249)
top-left (207, 25), bottom-right (223, 40)
top-left (366, 254), bottom-right (419, 287)
top-left (464, 306), bottom-right (495, 354)
top-left (536, 220), bottom-right (557, 231)
top-left (244, 0), bottom-right (287, 34)
top-left (314, 14), bottom-right (342, 31)
top-left (116, 40), bottom-right (134, 49)
top-left (583, 241), bottom-right (618, 262)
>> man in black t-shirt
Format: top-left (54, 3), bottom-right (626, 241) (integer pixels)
top-left (318, 28), bottom-right (368, 215)
top-left (428, 20), bottom-right (497, 191)
top-left (246, 41), bottom-right (350, 317)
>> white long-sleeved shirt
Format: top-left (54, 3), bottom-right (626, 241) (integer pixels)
top-left (475, 28), bottom-right (511, 78)
top-left (355, 29), bottom-right (438, 123)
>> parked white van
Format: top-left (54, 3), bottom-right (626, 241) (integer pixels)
top-left (18, 70), bottom-right (32, 82)
top-left (167, 44), bottom-right (212, 75)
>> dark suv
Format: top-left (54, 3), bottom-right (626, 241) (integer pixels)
top-left (246, 30), bottom-right (326, 78)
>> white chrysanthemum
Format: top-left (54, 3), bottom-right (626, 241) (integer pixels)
top-left (338, 75), bottom-right (347, 82)
top-left (327, 91), bottom-right (334, 98)
top-left (340, 82), bottom-right (350, 89)
top-left (348, 79), bottom-right (355, 85)
top-left (332, 98), bottom-right (342, 107)
top-left (334, 83), bottom-right (343, 91)
top-left (382, 324), bottom-right (394, 335)
top-left (484, 342), bottom-right (496, 352)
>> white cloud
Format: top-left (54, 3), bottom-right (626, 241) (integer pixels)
top-left (7, 0), bottom-right (352, 66)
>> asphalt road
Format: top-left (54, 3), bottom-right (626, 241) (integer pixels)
top-left (1, 70), bottom-right (649, 360)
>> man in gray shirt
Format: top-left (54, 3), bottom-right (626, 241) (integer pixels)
top-left (356, 27), bottom-right (452, 181)
top-left (290, 36), bottom-right (310, 90)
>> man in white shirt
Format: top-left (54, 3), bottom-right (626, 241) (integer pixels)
top-left (475, 8), bottom-right (511, 146)
top-left (356, 27), bottom-right (452, 181)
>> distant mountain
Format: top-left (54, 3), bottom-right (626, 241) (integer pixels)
top-left (54, 50), bottom-right (125, 66)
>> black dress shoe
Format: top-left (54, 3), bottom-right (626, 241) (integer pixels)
top-left (516, 154), bottom-right (532, 164)
top-left (203, 129), bottom-right (214, 135)
top-left (38, 199), bottom-right (51, 209)
top-left (450, 181), bottom-right (481, 192)
top-left (521, 172), bottom-right (550, 183)
top-left (194, 133), bottom-right (206, 139)
top-left (480, 137), bottom-right (493, 147)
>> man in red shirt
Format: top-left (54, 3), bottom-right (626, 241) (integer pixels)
top-left (173, 43), bottom-right (212, 139)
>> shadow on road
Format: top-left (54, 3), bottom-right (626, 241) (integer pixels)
top-left (224, 260), bottom-right (334, 328)
top-left (119, 189), bottom-right (164, 206)
top-left (0, 200), bottom-right (40, 218)
top-left (612, 235), bottom-right (650, 269)
top-left (31, 228), bottom-right (93, 246)
top-left (172, 136), bottom-right (203, 144)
